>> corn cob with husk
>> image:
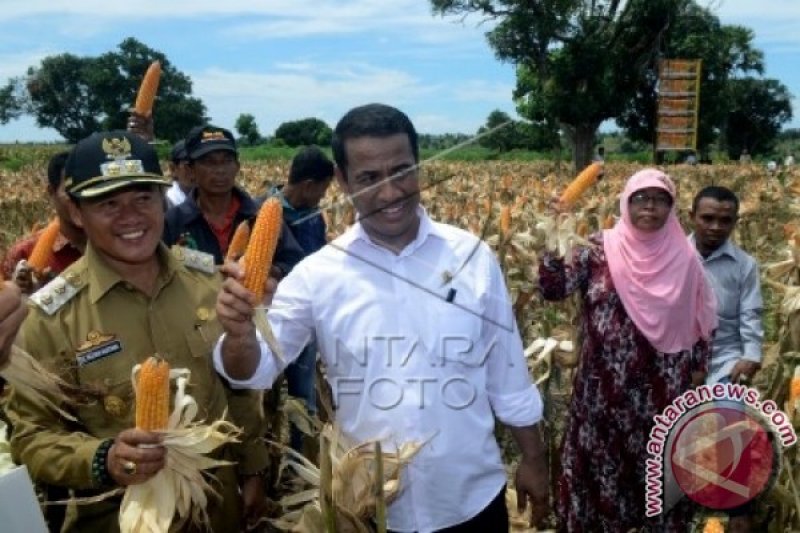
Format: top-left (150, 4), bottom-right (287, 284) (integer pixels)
top-left (240, 197), bottom-right (284, 361)
top-left (559, 162), bottom-right (603, 208)
top-left (225, 220), bottom-right (251, 262)
top-left (27, 218), bottom-right (60, 276)
top-left (134, 61), bottom-right (162, 116)
top-left (120, 359), bottom-right (240, 533)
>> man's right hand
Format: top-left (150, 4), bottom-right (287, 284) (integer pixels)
top-left (217, 262), bottom-right (278, 337)
top-left (107, 429), bottom-right (166, 486)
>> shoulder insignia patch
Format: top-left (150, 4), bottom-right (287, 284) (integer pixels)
top-left (30, 273), bottom-right (84, 316)
top-left (171, 245), bottom-right (216, 274)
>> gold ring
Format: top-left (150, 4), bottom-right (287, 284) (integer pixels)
top-left (122, 460), bottom-right (137, 476)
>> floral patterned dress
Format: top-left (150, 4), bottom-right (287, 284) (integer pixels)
top-left (539, 236), bottom-right (710, 533)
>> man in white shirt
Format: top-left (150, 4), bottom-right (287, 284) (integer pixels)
top-left (214, 103), bottom-right (549, 532)
top-left (165, 140), bottom-right (193, 208)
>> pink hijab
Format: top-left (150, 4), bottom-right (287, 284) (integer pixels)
top-left (603, 169), bottom-right (717, 353)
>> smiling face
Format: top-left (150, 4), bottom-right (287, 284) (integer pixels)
top-left (69, 185), bottom-right (164, 270)
top-left (627, 186), bottom-right (673, 232)
top-left (336, 133), bottom-right (421, 251)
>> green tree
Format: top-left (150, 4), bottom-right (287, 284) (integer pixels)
top-left (432, 0), bottom-right (688, 169)
top-left (235, 113), bottom-right (262, 146)
top-left (724, 77), bottom-right (793, 158)
top-left (477, 109), bottom-right (559, 152)
top-left (274, 117), bottom-right (332, 147)
top-left (617, 2), bottom-right (765, 155)
top-left (0, 37), bottom-right (207, 142)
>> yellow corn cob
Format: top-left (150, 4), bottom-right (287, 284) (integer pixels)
top-left (500, 205), bottom-right (511, 237)
top-left (241, 197), bottom-right (283, 301)
top-left (788, 366), bottom-right (800, 419)
top-left (135, 356), bottom-right (170, 431)
top-left (28, 218), bottom-right (60, 274)
top-left (226, 220), bottom-right (251, 262)
top-left (603, 213), bottom-right (616, 229)
top-left (134, 61), bottom-right (162, 116)
top-left (703, 517), bottom-right (724, 533)
top-left (559, 162), bottom-right (604, 207)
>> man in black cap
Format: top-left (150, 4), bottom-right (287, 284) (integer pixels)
top-left (165, 140), bottom-right (193, 208)
top-left (5, 130), bottom-right (269, 531)
top-left (163, 125), bottom-right (303, 269)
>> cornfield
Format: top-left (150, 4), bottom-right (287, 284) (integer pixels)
top-left (2, 155), bottom-right (800, 531)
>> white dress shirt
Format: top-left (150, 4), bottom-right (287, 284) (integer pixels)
top-left (214, 208), bottom-right (543, 532)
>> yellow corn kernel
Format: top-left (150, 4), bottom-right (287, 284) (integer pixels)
top-left (241, 197), bottom-right (283, 302)
top-left (226, 220), bottom-right (251, 262)
top-left (559, 162), bottom-right (603, 207)
top-left (134, 61), bottom-right (162, 116)
top-left (135, 356), bottom-right (170, 431)
top-left (27, 218), bottom-right (60, 274)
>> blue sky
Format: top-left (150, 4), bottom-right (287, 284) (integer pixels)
top-left (0, 0), bottom-right (797, 142)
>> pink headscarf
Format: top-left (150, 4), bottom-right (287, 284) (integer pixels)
top-left (603, 169), bottom-right (717, 353)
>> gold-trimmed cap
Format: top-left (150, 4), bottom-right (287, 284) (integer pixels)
top-left (64, 130), bottom-right (170, 199)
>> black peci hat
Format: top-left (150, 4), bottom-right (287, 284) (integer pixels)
top-left (64, 130), bottom-right (169, 199)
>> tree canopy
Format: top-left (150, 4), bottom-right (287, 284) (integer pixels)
top-left (477, 109), bottom-right (559, 152)
top-left (235, 113), bottom-right (262, 146)
top-left (274, 117), bottom-right (332, 148)
top-left (0, 38), bottom-right (207, 143)
top-left (432, 0), bottom-right (689, 169)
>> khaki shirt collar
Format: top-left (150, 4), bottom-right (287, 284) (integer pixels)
top-left (86, 243), bottom-right (179, 304)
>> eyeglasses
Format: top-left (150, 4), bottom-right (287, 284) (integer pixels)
top-left (629, 192), bottom-right (672, 207)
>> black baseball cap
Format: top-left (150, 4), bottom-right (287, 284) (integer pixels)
top-left (170, 139), bottom-right (188, 163)
top-left (64, 130), bottom-right (169, 199)
top-left (184, 125), bottom-right (237, 160)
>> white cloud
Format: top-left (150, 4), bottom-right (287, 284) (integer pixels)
top-left (452, 80), bottom-right (514, 104)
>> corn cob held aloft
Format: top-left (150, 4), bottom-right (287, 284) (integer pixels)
top-left (226, 220), bottom-right (251, 262)
top-left (559, 162), bottom-right (604, 207)
top-left (135, 356), bottom-right (170, 431)
top-left (134, 61), bottom-right (162, 116)
top-left (241, 197), bottom-right (283, 302)
top-left (27, 218), bottom-right (60, 274)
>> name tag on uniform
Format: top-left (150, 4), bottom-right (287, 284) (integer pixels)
top-left (75, 331), bottom-right (123, 367)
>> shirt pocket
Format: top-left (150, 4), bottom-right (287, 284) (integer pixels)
top-left (434, 284), bottom-right (486, 368)
top-left (75, 355), bottom-right (136, 436)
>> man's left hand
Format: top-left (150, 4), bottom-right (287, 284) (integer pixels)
top-left (514, 453), bottom-right (550, 529)
top-left (127, 111), bottom-right (154, 142)
top-left (730, 360), bottom-right (760, 383)
top-left (241, 475), bottom-right (266, 529)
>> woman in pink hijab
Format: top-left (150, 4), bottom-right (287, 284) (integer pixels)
top-left (539, 168), bottom-right (717, 532)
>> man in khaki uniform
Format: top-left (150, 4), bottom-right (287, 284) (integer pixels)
top-left (4, 131), bottom-right (268, 532)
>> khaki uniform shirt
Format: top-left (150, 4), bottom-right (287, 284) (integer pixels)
top-left (4, 243), bottom-right (268, 532)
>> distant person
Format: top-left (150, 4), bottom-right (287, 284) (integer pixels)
top-left (592, 145), bottom-right (605, 163)
top-left (165, 140), bottom-right (193, 208)
top-left (685, 151), bottom-right (698, 165)
top-left (163, 125), bottom-right (304, 271)
top-left (786, 153), bottom-right (795, 167)
top-left (767, 160), bottom-right (778, 173)
top-left (2, 152), bottom-right (85, 294)
top-left (266, 145), bottom-right (334, 451)
top-left (739, 149), bottom-right (752, 164)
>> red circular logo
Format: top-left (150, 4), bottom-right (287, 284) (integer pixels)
top-left (670, 407), bottom-right (777, 509)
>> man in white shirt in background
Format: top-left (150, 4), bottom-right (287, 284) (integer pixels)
top-left (214, 103), bottom-right (549, 532)
top-left (690, 185), bottom-right (763, 533)
top-left (165, 140), bottom-right (193, 208)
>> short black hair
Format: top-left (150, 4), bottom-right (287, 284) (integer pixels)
top-left (288, 145), bottom-right (334, 184)
top-left (47, 151), bottom-right (70, 189)
top-left (331, 103), bottom-right (418, 177)
top-left (692, 185), bottom-right (740, 214)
